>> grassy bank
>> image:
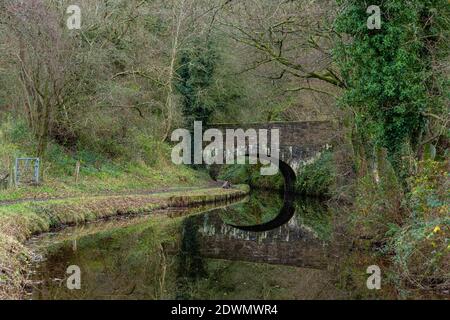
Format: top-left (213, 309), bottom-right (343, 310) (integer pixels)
top-left (0, 118), bottom-right (219, 202)
top-left (0, 185), bottom-right (250, 299)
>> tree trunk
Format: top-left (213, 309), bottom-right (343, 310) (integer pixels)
top-left (161, 0), bottom-right (185, 142)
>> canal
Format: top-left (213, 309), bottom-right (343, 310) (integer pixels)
top-left (27, 190), bottom-right (393, 300)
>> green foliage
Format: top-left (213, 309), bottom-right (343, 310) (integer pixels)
top-left (352, 159), bottom-right (449, 293)
top-left (335, 0), bottom-right (450, 174)
top-left (0, 117), bottom-right (211, 200)
top-left (389, 218), bottom-right (449, 294)
top-left (407, 160), bottom-right (448, 220)
top-left (295, 151), bottom-right (335, 197)
top-left (351, 173), bottom-right (404, 241)
top-left (218, 151), bottom-right (336, 197)
top-left (335, 2), bottom-right (449, 293)
top-left (132, 133), bottom-right (173, 167)
top-left (176, 40), bottom-right (218, 126)
top-left (218, 163), bottom-right (284, 191)
top-left (218, 163), bottom-right (250, 184)
top-left (294, 200), bottom-right (333, 241)
top-left (388, 160), bottom-right (449, 293)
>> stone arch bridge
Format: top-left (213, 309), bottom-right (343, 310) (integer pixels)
top-left (208, 121), bottom-right (338, 191)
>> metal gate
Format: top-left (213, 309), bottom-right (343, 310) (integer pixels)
top-left (14, 158), bottom-right (40, 185)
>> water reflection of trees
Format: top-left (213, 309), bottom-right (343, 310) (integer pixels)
top-left (217, 191), bottom-right (332, 240)
top-left (33, 221), bottom-right (176, 300)
top-left (175, 217), bottom-right (207, 300)
top-left (219, 191), bottom-right (284, 226)
top-left (294, 199), bottom-right (332, 241)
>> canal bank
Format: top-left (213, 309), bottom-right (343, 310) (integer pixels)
top-left (27, 190), bottom-right (349, 300)
top-left (0, 185), bottom-right (250, 299)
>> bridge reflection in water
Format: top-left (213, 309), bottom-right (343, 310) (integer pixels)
top-left (179, 193), bottom-right (331, 270)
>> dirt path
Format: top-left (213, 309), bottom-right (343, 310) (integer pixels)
top-left (0, 181), bottom-right (223, 206)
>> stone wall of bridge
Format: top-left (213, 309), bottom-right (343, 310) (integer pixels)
top-left (209, 121), bottom-right (337, 174)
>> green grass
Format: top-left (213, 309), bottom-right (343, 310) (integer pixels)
top-left (0, 161), bottom-right (211, 202)
top-left (0, 187), bottom-right (249, 236)
top-left (0, 118), bottom-right (213, 201)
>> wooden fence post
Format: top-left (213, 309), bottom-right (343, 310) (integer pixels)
top-left (74, 161), bottom-right (80, 183)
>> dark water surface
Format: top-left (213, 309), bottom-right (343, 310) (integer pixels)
top-left (28, 191), bottom-right (393, 300)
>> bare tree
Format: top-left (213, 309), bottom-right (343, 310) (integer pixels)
top-left (216, 0), bottom-right (343, 121)
top-left (2, 0), bottom-right (81, 156)
top-left (220, 0), bottom-right (343, 87)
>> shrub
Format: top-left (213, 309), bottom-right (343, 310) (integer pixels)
top-left (295, 151), bottom-right (335, 197)
top-left (388, 160), bottom-right (449, 293)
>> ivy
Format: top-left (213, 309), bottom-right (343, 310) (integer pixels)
top-left (335, 0), bottom-right (449, 176)
top-left (176, 40), bottom-right (218, 127)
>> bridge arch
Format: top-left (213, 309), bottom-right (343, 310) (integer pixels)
top-left (209, 153), bottom-right (296, 194)
top-left (208, 121), bottom-right (336, 177)
top-left (277, 157), bottom-right (296, 194)
top-left (203, 121), bottom-right (336, 232)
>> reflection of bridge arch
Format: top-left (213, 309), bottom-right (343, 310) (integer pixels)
top-left (197, 213), bottom-right (329, 269)
top-left (226, 197), bottom-right (294, 232)
top-left (163, 197), bottom-right (332, 270)
top-left (277, 157), bottom-right (296, 194)
top-left (212, 153), bottom-right (296, 232)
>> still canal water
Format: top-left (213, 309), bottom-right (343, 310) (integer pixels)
top-left (28, 191), bottom-right (393, 300)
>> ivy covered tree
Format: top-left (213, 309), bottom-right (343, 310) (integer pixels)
top-left (176, 40), bottom-right (218, 127)
top-left (335, 0), bottom-right (449, 179)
